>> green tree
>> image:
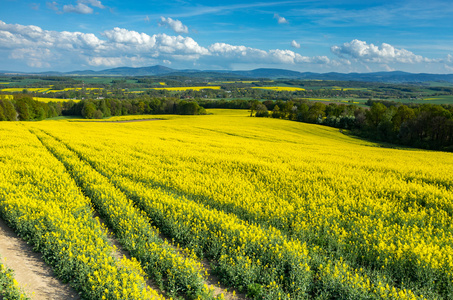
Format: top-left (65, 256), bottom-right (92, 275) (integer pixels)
top-left (15, 100), bottom-right (31, 121)
top-left (82, 101), bottom-right (97, 119)
top-left (366, 102), bottom-right (387, 128)
top-left (392, 105), bottom-right (415, 131)
top-left (307, 102), bottom-right (326, 123)
top-left (178, 101), bottom-right (200, 115)
top-left (0, 104), bottom-right (5, 121)
top-left (255, 104), bottom-right (269, 117)
top-left (0, 100), bottom-right (17, 121)
top-left (249, 100), bottom-right (260, 117)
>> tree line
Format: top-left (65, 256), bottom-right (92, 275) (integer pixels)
top-left (248, 99), bottom-right (453, 152)
top-left (0, 95), bottom-right (206, 121)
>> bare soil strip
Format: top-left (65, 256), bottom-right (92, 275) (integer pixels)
top-left (0, 217), bottom-right (79, 300)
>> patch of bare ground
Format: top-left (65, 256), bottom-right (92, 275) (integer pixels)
top-left (0, 217), bottom-right (79, 300)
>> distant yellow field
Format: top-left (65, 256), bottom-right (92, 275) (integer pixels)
top-left (33, 97), bottom-right (80, 103)
top-left (210, 80), bottom-right (273, 84)
top-left (152, 86), bottom-right (221, 91)
top-left (1, 87), bottom-right (51, 93)
top-left (159, 82), bottom-right (166, 85)
top-left (0, 94), bottom-right (80, 102)
top-left (0, 82), bottom-right (9, 85)
top-left (251, 86), bottom-right (305, 91)
top-left (47, 87), bottom-right (101, 93)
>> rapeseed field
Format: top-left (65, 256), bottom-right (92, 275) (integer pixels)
top-left (1, 109), bottom-right (452, 299)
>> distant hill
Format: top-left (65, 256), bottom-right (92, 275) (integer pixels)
top-left (1, 65), bottom-right (453, 83)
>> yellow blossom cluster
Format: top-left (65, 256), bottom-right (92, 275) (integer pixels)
top-left (2, 109), bottom-right (452, 299)
top-left (0, 256), bottom-right (30, 300)
top-left (32, 129), bottom-right (208, 299)
top-left (0, 124), bottom-right (164, 299)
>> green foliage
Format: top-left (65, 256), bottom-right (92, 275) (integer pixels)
top-left (81, 101), bottom-right (98, 119)
top-left (246, 283), bottom-right (263, 299)
top-left (0, 259), bottom-right (30, 300)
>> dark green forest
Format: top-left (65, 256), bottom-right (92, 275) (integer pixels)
top-left (249, 99), bottom-right (453, 152)
top-left (0, 95), bottom-right (206, 121)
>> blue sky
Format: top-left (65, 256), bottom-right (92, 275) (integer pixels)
top-left (1, 0), bottom-right (452, 73)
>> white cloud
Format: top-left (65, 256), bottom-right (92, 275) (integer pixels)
top-left (331, 39), bottom-right (432, 64)
top-left (9, 48), bottom-right (53, 68)
top-left (274, 13), bottom-right (288, 24)
top-left (60, 0), bottom-right (105, 14)
top-left (63, 3), bottom-right (93, 14)
top-left (159, 17), bottom-right (189, 34)
top-left (291, 40), bottom-right (300, 48)
top-left (80, 0), bottom-right (104, 9)
top-left (103, 27), bottom-right (154, 46)
top-left (102, 27), bottom-right (208, 57)
top-left (87, 56), bottom-right (124, 66)
top-left (7, 20), bottom-right (446, 72)
top-left (208, 43), bottom-right (330, 65)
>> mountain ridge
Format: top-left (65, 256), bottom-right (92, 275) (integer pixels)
top-left (1, 65), bottom-right (453, 83)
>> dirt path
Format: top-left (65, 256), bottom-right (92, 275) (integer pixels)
top-left (0, 217), bottom-right (79, 300)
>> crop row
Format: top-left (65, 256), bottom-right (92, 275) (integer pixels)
top-left (34, 122), bottom-right (427, 300)
top-left (32, 129), bottom-right (210, 299)
top-left (50, 118), bottom-right (453, 299)
top-left (0, 124), bottom-right (163, 300)
top-left (0, 256), bottom-right (30, 300)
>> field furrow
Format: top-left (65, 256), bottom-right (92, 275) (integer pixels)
top-left (32, 122), bottom-right (428, 300)
top-left (2, 110), bottom-right (450, 299)
top-left (31, 128), bottom-right (211, 299)
top-left (0, 124), bottom-right (163, 300)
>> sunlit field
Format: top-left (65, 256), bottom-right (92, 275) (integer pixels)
top-left (1, 109), bottom-right (452, 299)
top-left (32, 97), bottom-right (80, 103)
top-left (251, 86), bottom-right (306, 91)
top-left (152, 86), bottom-right (221, 91)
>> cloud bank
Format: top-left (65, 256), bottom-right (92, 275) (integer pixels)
top-left (331, 39), bottom-right (433, 64)
top-left (0, 20), bottom-right (335, 70)
top-left (0, 21), bottom-right (450, 72)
